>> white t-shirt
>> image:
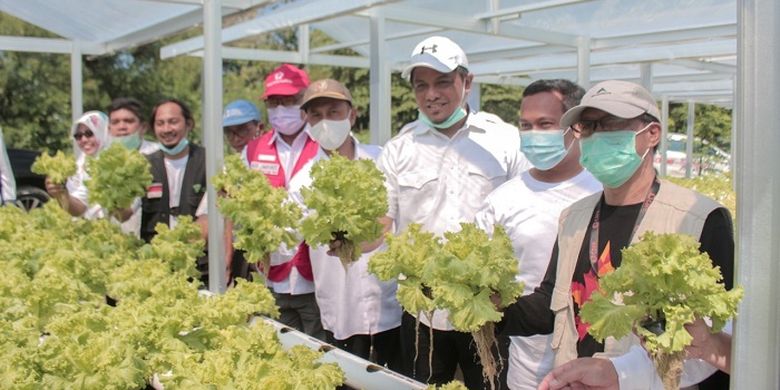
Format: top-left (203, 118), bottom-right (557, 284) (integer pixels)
top-left (164, 154), bottom-right (188, 228)
top-left (288, 139), bottom-right (402, 340)
top-left (474, 169), bottom-right (602, 390)
top-left (378, 111), bottom-right (531, 330)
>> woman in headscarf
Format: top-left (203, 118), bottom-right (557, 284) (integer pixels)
top-left (45, 111), bottom-right (111, 218)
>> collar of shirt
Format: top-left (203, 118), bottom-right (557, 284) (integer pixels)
top-left (268, 126), bottom-right (311, 147)
top-left (412, 109), bottom-right (487, 138)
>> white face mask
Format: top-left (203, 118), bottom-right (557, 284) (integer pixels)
top-left (268, 105), bottom-right (305, 135)
top-left (310, 115), bottom-right (352, 150)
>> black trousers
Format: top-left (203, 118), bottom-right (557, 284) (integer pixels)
top-left (400, 312), bottom-right (486, 389)
top-left (325, 326), bottom-right (402, 373)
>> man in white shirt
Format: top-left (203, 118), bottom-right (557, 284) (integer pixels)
top-left (240, 64), bottom-right (324, 340)
top-left (474, 79), bottom-right (601, 390)
top-left (377, 36), bottom-right (530, 388)
top-left (289, 79), bottom-right (402, 370)
top-left (0, 127), bottom-right (15, 206)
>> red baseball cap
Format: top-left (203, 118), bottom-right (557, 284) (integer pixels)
top-left (262, 64), bottom-right (310, 99)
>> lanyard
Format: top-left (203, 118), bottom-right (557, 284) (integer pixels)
top-left (589, 179), bottom-right (660, 273)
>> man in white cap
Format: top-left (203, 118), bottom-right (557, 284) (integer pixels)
top-left (495, 80), bottom-right (734, 390)
top-left (288, 78), bottom-right (403, 370)
top-left (376, 36), bottom-right (529, 388)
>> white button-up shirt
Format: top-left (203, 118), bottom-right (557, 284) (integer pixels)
top-left (241, 128), bottom-right (311, 188)
top-left (378, 111), bottom-right (530, 330)
top-left (289, 138), bottom-right (402, 340)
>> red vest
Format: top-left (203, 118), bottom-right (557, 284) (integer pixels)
top-left (246, 130), bottom-right (319, 282)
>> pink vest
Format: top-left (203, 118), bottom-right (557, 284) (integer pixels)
top-left (246, 130), bottom-right (319, 282)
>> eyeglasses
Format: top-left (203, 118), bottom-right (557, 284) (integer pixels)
top-left (266, 95), bottom-right (301, 108)
top-left (224, 126), bottom-right (252, 138)
top-left (73, 129), bottom-right (95, 140)
top-left (572, 116), bottom-right (643, 138)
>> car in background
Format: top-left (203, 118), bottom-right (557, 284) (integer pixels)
top-left (9, 148), bottom-right (49, 211)
top-left (654, 133), bottom-right (731, 177)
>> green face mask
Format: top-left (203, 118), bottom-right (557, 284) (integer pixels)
top-left (115, 132), bottom-right (142, 150)
top-left (418, 107), bottom-right (467, 129)
top-left (579, 125), bottom-right (650, 188)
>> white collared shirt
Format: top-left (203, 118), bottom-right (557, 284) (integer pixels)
top-left (241, 128), bottom-right (315, 295)
top-left (475, 169), bottom-right (602, 389)
top-left (288, 138), bottom-right (402, 339)
top-left (241, 128), bottom-right (311, 188)
top-left (378, 111), bottom-right (530, 330)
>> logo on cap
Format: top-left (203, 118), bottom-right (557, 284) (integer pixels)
top-left (593, 88), bottom-right (610, 96)
top-left (420, 44), bottom-right (438, 54)
top-left (274, 72), bottom-right (284, 80)
top-left (315, 80), bottom-right (328, 91)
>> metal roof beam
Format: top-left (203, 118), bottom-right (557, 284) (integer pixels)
top-left (665, 59), bottom-right (737, 74)
top-left (0, 36), bottom-right (104, 55)
top-left (591, 23), bottom-right (735, 50)
top-left (160, 0), bottom-right (397, 59)
top-left (194, 47), bottom-right (370, 68)
top-left (310, 26), bottom-right (442, 53)
top-left (474, 0), bottom-right (596, 20)
top-left (360, 4), bottom-right (579, 46)
top-left (470, 39), bottom-right (736, 76)
top-left (151, 0), bottom-right (268, 9)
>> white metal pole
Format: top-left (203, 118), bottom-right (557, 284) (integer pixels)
top-left (576, 36), bottom-right (591, 89)
top-left (369, 14), bottom-right (391, 146)
top-left (660, 95), bottom-right (669, 177)
top-left (203, 0), bottom-right (226, 293)
top-left (639, 63), bottom-right (653, 91)
top-left (70, 41), bottom-right (83, 122)
top-left (730, 77), bottom-right (736, 179)
top-left (467, 82), bottom-right (481, 113)
top-left (298, 24), bottom-right (310, 64)
top-left (732, 1), bottom-right (780, 388)
top-left (685, 100), bottom-right (695, 178)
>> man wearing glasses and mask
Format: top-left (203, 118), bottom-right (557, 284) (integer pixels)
top-left (497, 80), bottom-right (734, 390)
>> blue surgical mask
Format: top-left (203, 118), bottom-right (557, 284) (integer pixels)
top-left (579, 125), bottom-right (651, 188)
top-left (159, 138), bottom-right (189, 156)
top-left (115, 132), bottom-right (142, 150)
top-left (520, 128), bottom-right (573, 171)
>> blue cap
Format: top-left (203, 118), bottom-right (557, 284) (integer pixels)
top-left (223, 99), bottom-right (261, 127)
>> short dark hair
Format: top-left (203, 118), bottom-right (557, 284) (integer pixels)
top-left (522, 79), bottom-right (585, 113)
top-left (150, 98), bottom-right (194, 127)
top-left (108, 97), bottom-right (145, 122)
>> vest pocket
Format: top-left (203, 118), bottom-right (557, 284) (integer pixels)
top-left (549, 291), bottom-right (570, 350)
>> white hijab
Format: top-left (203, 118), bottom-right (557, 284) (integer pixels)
top-left (70, 111), bottom-right (111, 166)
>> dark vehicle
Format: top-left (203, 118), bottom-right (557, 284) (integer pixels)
top-left (9, 148), bottom-right (49, 211)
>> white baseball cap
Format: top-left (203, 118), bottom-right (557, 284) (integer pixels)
top-left (401, 36), bottom-right (469, 80)
top-left (560, 80), bottom-right (661, 128)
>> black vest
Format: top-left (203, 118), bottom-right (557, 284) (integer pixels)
top-left (140, 145), bottom-right (207, 242)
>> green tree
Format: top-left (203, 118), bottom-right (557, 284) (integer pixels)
top-left (668, 103), bottom-right (732, 150)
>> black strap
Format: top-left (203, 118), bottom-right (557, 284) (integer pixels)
top-left (589, 178), bottom-right (661, 273)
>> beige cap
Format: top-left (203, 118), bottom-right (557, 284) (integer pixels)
top-left (560, 80), bottom-right (661, 128)
top-left (401, 36), bottom-right (469, 80)
top-left (301, 79), bottom-right (353, 109)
